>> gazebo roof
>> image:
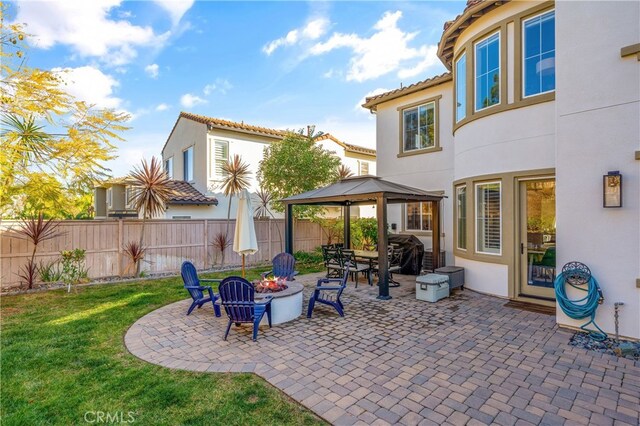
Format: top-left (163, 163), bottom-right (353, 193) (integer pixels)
top-left (281, 175), bottom-right (445, 206)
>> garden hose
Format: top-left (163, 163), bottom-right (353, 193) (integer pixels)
top-left (554, 270), bottom-right (607, 341)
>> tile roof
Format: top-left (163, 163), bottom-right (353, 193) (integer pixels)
top-left (314, 134), bottom-right (376, 157)
top-left (438, 0), bottom-right (509, 69)
top-left (167, 181), bottom-right (218, 205)
top-left (361, 73), bottom-right (453, 111)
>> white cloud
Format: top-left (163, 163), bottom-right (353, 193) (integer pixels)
top-left (263, 17), bottom-right (329, 55)
top-left (154, 0), bottom-right (194, 26)
top-left (355, 88), bottom-right (390, 113)
top-left (12, 0), bottom-right (170, 66)
top-left (180, 93), bottom-right (207, 108)
top-left (145, 64), bottom-right (159, 78)
top-left (156, 103), bottom-right (170, 111)
top-left (306, 11), bottom-right (440, 82)
top-left (203, 78), bottom-right (233, 96)
top-left (52, 66), bottom-right (123, 109)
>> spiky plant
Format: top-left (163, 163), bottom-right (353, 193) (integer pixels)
top-left (219, 154), bottom-right (251, 238)
top-left (212, 232), bottom-right (231, 267)
top-left (12, 213), bottom-right (63, 289)
top-left (254, 188), bottom-right (282, 251)
top-left (122, 241), bottom-right (146, 277)
top-left (336, 164), bottom-right (353, 180)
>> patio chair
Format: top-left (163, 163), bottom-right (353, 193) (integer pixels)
top-left (181, 261), bottom-right (221, 317)
top-left (261, 252), bottom-right (298, 281)
top-left (218, 276), bottom-right (272, 341)
top-left (322, 246), bottom-right (343, 278)
top-left (341, 249), bottom-right (372, 287)
top-left (307, 266), bottom-right (349, 318)
top-left (388, 247), bottom-right (403, 287)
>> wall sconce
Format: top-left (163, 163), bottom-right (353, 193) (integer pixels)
top-left (603, 171), bottom-right (622, 208)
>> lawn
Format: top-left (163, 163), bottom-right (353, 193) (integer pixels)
top-left (1, 264), bottom-right (327, 425)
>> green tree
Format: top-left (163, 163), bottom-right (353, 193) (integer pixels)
top-left (257, 129), bottom-right (341, 219)
top-left (0, 7), bottom-right (130, 218)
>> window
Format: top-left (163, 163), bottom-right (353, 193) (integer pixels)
top-left (165, 157), bottom-right (173, 179)
top-left (183, 147), bottom-right (193, 182)
top-left (475, 32), bottom-right (500, 111)
top-left (210, 140), bottom-right (229, 180)
top-left (523, 10), bottom-right (555, 97)
top-left (476, 182), bottom-right (501, 254)
top-left (106, 188), bottom-right (112, 208)
top-left (359, 161), bottom-right (369, 176)
top-left (406, 202), bottom-right (432, 231)
top-left (402, 102), bottom-right (435, 152)
top-left (455, 53), bottom-right (467, 122)
top-left (456, 186), bottom-right (467, 250)
top-left (125, 186), bottom-right (135, 209)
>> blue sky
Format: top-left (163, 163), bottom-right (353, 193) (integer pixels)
top-left (8, 0), bottom-right (464, 177)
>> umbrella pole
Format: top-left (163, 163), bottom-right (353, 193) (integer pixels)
top-left (242, 254), bottom-right (246, 278)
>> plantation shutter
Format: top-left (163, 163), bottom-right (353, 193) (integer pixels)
top-left (214, 140), bottom-right (229, 178)
top-left (476, 182), bottom-right (501, 254)
top-left (359, 161), bottom-right (369, 175)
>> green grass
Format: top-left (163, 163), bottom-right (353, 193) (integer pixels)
top-left (1, 264), bottom-right (326, 425)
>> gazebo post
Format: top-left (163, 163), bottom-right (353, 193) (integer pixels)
top-left (285, 203), bottom-right (294, 254)
top-left (344, 204), bottom-right (351, 249)
top-left (376, 195), bottom-right (391, 300)
top-left (432, 200), bottom-right (440, 270)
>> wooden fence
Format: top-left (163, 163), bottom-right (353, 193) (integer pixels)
top-left (0, 219), bottom-right (325, 289)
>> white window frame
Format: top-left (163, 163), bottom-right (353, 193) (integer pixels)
top-left (456, 185), bottom-right (467, 251)
top-left (474, 31), bottom-right (501, 112)
top-left (209, 139), bottom-right (229, 181)
top-left (106, 188), bottom-right (112, 208)
top-left (183, 146), bottom-right (194, 182)
top-left (522, 10), bottom-right (555, 98)
top-left (405, 202), bottom-right (433, 232)
top-left (455, 52), bottom-right (467, 123)
top-left (402, 101), bottom-right (436, 153)
top-left (358, 160), bottom-right (369, 176)
top-left (165, 157), bottom-right (173, 179)
top-left (475, 181), bottom-right (502, 255)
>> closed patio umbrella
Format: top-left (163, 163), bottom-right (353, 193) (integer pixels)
top-left (233, 189), bottom-right (258, 277)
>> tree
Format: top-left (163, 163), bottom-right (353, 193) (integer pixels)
top-left (257, 129), bottom-right (341, 219)
top-left (219, 154), bottom-right (251, 238)
top-left (0, 8), bottom-right (130, 218)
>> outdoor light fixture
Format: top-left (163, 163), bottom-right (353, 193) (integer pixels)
top-left (603, 171), bottom-right (622, 208)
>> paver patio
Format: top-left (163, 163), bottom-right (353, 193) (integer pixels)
top-left (125, 273), bottom-right (640, 425)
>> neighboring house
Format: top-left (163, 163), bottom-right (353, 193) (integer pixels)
top-left (94, 179), bottom-right (217, 219)
top-left (160, 111), bottom-right (376, 219)
top-left (363, 1), bottom-right (639, 339)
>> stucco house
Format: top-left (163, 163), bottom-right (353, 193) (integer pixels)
top-left (363, 0), bottom-right (639, 339)
top-left (160, 111), bottom-right (377, 219)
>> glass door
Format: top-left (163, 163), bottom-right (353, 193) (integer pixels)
top-left (518, 178), bottom-right (556, 300)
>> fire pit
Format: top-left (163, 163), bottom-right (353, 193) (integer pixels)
top-left (254, 276), bottom-right (288, 293)
top-left (254, 281), bottom-right (304, 325)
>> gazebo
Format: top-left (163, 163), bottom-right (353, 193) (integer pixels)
top-left (281, 176), bottom-right (445, 299)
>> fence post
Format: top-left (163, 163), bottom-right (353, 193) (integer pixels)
top-left (203, 219), bottom-right (208, 268)
top-left (117, 219), bottom-right (123, 277)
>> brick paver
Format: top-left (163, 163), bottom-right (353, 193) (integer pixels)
top-left (125, 273), bottom-right (640, 425)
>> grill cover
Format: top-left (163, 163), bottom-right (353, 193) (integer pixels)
top-left (388, 234), bottom-right (424, 275)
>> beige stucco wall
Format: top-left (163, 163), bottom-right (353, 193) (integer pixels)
top-left (555, 1), bottom-right (640, 339)
top-left (94, 188), bottom-right (107, 218)
top-left (162, 118), bottom-right (208, 194)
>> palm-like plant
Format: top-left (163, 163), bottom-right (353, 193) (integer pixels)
top-left (128, 157), bottom-right (175, 274)
top-left (12, 213), bottom-right (63, 289)
top-left (254, 188), bottom-right (282, 251)
top-left (336, 164), bottom-right (353, 180)
top-left (219, 154), bottom-right (251, 238)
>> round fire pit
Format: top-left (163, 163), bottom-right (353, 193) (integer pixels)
top-left (254, 282), bottom-right (303, 325)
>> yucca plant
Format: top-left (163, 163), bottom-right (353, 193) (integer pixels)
top-left (254, 188), bottom-right (282, 251)
top-left (219, 154), bottom-right (251, 239)
top-left (12, 213), bottom-right (63, 289)
top-left (336, 164), bottom-right (353, 180)
top-left (211, 232), bottom-right (231, 267)
top-left (122, 241), bottom-right (146, 277)
top-left (128, 157), bottom-right (175, 274)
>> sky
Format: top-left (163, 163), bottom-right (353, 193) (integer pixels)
top-left (7, 0), bottom-right (465, 178)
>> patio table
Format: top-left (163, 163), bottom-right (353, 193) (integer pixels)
top-left (353, 249), bottom-right (402, 288)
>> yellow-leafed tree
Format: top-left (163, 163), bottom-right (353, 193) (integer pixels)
top-left (0, 4), bottom-right (130, 218)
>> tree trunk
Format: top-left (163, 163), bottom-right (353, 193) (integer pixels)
top-left (225, 195), bottom-right (233, 239)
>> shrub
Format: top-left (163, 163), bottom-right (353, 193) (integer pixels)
top-left (60, 248), bottom-right (89, 291)
top-left (39, 259), bottom-right (63, 283)
top-left (294, 248), bottom-right (323, 266)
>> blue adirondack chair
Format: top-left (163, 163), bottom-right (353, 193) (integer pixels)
top-left (218, 276), bottom-right (273, 341)
top-left (181, 261), bottom-right (221, 317)
top-left (261, 252), bottom-right (298, 281)
top-left (307, 266), bottom-right (350, 318)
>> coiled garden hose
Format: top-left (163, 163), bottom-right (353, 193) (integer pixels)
top-left (554, 270), bottom-right (607, 341)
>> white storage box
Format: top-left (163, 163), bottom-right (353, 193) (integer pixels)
top-left (416, 274), bottom-right (450, 302)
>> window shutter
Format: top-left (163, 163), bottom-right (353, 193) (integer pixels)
top-left (214, 141), bottom-right (229, 178)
